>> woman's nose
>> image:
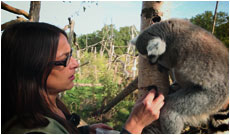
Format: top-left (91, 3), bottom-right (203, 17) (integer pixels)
top-left (70, 57), bottom-right (79, 69)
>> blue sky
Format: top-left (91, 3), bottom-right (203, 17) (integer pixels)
top-left (1, 1), bottom-right (229, 35)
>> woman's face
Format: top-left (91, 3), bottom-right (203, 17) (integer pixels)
top-left (46, 33), bottom-right (79, 94)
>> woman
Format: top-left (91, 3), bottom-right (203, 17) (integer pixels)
top-left (2, 22), bottom-right (164, 134)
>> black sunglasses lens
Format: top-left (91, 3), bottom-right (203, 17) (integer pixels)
top-left (65, 50), bottom-right (72, 66)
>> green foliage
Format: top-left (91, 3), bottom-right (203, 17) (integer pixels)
top-left (190, 11), bottom-right (229, 47)
top-left (99, 71), bottom-right (119, 97)
top-left (190, 11), bottom-right (214, 31)
top-left (77, 25), bottom-right (139, 55)
top-left (113, 26), bottom-right (133, 54)
top-left (215, 19), bottom-right (229, 48)
top-left (77, 31), bottom-right (102, 51)
top-left (61, 86), bottom-right (105, 120)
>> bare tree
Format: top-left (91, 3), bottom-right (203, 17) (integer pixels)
top-left (138, 1), bottom-right (170, 134)
top-left (1, 1), bottom-right (41, 31)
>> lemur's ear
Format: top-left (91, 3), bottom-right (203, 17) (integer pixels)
top-left (130, 35), bottom-right (139, 45)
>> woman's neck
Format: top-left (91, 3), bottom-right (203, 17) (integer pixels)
top-left (47, 93), bottom-right (58, 107)
top-left (42, 91), bottom-right (66, 119)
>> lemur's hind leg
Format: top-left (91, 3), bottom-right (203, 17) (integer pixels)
top-left (160, 84), bottom-right (227, 134)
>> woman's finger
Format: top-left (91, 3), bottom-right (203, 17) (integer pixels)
top-left (154, 101), bottom-right (165, 111)
top-left (143, 89), bottom-right (157, 102)
top-left (152, 93), bottom-right (164, 105)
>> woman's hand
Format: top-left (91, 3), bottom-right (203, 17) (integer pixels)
top-left (124, 89), bottom-right (165, 134)
top-left (89, 123), bottom-right (113, 134)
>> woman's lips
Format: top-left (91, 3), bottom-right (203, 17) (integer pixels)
top-left (69, 75), bottom-right (75, 81)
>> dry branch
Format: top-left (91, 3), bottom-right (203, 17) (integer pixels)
top-left (1, 1), bottom-right (30, 19)
top-left (81, 40), bottom-right (104, 51)
top-left (1, 17), bottom-right (27, 31)
top-left (63, 25), bottom-right (70, 31)
top-left (79, 61), bottom-right (89, 67)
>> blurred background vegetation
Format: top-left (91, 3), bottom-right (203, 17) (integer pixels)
top-left (61, 11), bottom-right (229, 130)
top-left (190, 11), bottom-right (229, 48)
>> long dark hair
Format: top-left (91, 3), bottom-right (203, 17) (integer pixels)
top-left (1, 22), bottom-right (78, 133)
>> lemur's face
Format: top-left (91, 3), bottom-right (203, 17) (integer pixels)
top-left (131, 33), bottom-right (166, 65)
top-left (146, 37), bottom-right (166, 64)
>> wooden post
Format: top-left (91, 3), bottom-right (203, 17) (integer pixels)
top-left (86, 35), bottom-right (88, 52)
top-left (76, 49), bottom-right (81, 77)
top-left (29, 1), bottom-right (41, 22)
top-left (212, 1), bottom-right (219, 34)
top-left (67, 18), bottom-right (75, 45)
top-left (132, 57), bottom-right (137, 79)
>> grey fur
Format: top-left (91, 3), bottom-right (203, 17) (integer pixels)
top-left (132, 19), bottom-right (229, 134)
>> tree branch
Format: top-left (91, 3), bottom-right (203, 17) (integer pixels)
top-left (1, 1), bottom-right (30, 19)
top-left (1, 17), bottom-right (27, 31)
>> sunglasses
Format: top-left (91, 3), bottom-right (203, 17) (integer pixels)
top-left (50, 48), bottom-right (72, 67)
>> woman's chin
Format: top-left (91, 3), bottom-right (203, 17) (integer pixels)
top-left (66, 82), bottom-right (75, 90)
